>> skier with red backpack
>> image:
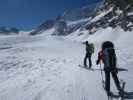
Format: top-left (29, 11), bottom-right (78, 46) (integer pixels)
top-left (96, 41), bottom-right (123, 96)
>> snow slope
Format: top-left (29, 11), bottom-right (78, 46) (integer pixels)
top-left (0, 27), bottom-right (133, 100)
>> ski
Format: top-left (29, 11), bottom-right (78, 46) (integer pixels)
top-left (108, 95), bottom-right (113, 100)
top-left (78, 64), bottom-right (94, 71)
top-left (104, 87), bottom-right (114, 100)
top-left (120, 80), bottom-right (126, 100)
top-left (99, 78), bottom-right (113, 100)
top-left (107, 80), bottom-right (126, 100)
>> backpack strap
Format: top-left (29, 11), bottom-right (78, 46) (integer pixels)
top-left (97, 50), bottom-right (104, 64)
top-left (104, 48), bottom-right (110, 67)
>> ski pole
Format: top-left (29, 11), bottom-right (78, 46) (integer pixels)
top-left (99, 62), bottom-right (104, 87)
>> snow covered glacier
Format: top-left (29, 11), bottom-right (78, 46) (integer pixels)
top-left (0, 27), bottom-right (133, 100)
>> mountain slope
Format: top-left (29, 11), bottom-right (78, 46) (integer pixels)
top-left (84, 0), bottom-right (133, 34)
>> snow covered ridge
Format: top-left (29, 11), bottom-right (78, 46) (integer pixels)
top-left (84, 0), bottom-right (133, 34)
top-left (66, 26), bottom-right (132, 43)
top-left (89, 7), bottom-right (113, 23)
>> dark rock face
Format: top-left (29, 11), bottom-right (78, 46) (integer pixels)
top-left (0, 27), bottom-right (19, 35)
top-left (53, 16), bottom-right (68, 35)
top-left (39, 20), bottom-right (55, 30)
top-left (30, 20), bottom-right (55, 35)
top-left (85, 0), bottom-right (133, 34)
top-left (53, 16), bottom-right (89, 35)
top-left (67, 19), bottom-right (89, 34)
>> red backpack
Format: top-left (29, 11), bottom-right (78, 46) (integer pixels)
top-left (99, 50), bottom-right (104, 63)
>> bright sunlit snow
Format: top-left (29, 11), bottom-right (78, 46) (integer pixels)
top-left (0, 26), bottom-right (133, 100)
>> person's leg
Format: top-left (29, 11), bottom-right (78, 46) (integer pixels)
top-left (84, 53), bottom-right (88, 67)
top-left (111, 72), bottom-right (122, 92)
top-left (88, 54), bottom-right (92, 68)
top-left (105, 71), bottom-right (110, 93)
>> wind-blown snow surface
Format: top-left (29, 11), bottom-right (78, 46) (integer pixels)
top-left (0, 28), bottom-right (133, 100)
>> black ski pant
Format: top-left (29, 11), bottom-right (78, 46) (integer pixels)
top-left (105, 70), bottom-right (121, 92)
top-left (84, 52), bottom-right (92, 68)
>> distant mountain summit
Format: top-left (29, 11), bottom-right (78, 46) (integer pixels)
top-left (30, 20), bottom-right (55, 35)
top-left (0, 27), bottom-right (19, 35)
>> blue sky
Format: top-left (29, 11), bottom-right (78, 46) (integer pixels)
top-left (0, 0), bottom-right (101, 30)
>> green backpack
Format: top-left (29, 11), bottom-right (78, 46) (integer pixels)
top-left (87, 43), bottom-right (95, 54)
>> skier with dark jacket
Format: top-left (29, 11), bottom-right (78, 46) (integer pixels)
top-left (84, 41), bottom-right (94, 68)
top-left (96, 41), bottom-right (123, 95)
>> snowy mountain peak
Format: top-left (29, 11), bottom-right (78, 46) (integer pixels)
top-left (84, 0), bottom-right (133, 34)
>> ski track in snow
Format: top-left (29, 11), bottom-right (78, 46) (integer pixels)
top-left (0, 33), bottom-right (133, 100)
